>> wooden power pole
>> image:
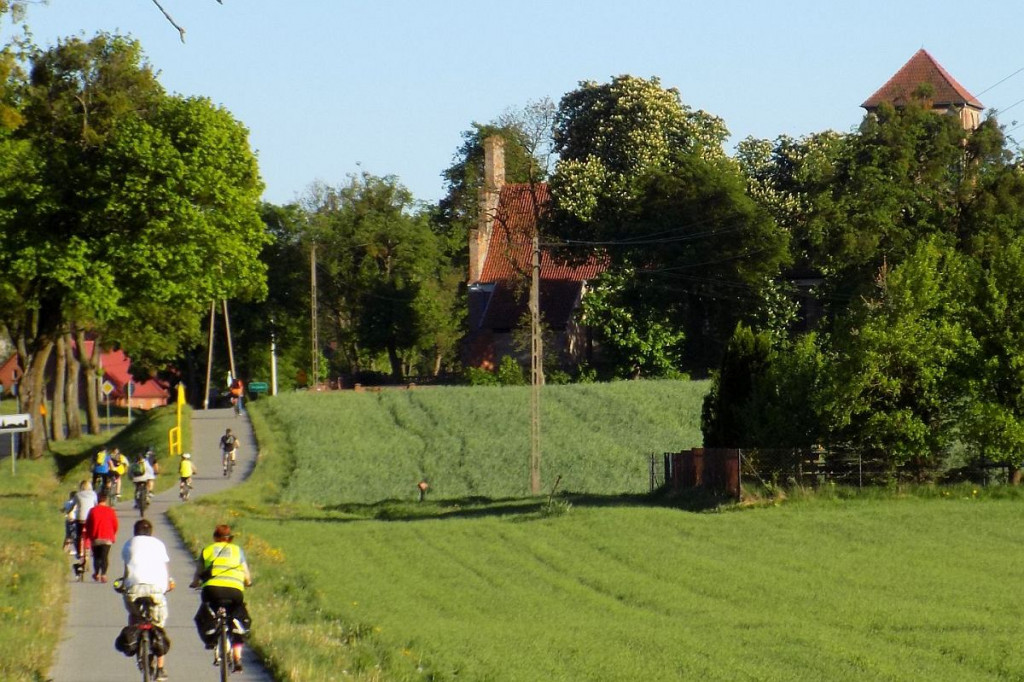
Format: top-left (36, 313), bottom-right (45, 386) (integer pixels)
top-left (310, 243), bottom-right (319, 389)
top-left (530, 227), bottom-right (543, 494)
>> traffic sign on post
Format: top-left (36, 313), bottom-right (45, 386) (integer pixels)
top-left (101, 380), bottom-right (115, 396)
top-left (0, 414), bottom-right (32, 433)
top-left (248, 381), bottom-right (269, 394)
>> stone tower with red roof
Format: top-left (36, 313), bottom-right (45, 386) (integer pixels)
top-left (862, 49), bottom-right (983, 130)
top-left (464, 136), bottom-right (605, 370)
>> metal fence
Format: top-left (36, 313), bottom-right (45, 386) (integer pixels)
top-left (656, 448), bottom-right (1016, 498)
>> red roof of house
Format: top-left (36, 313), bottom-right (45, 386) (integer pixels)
top-left (0, 353), bottom-right (21, 391)
top-left (479, 183), bottom-right (606, 283)
top-left (85, 340), bottom-right (169, 400)
top-left (862, 49), bottom-right (982, 111)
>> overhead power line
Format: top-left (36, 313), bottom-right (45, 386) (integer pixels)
top-left (976, 66), bottom-right (1024, 98)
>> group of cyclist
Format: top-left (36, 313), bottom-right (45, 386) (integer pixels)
top-left (65, 427), bottom-right (248, 679)
top-left (119, 519), bottom-right (252, 679)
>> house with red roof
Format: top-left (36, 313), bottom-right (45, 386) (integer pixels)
top-left (465, 136), bottom-right (605, 370)
top-left (2, 340), bottom-right (169, 408)
top-left (0, 353), bottom-right (21, 397)
top-left (87, 341), bottom-right (170, 410)
top-left (862, 49), bottom-right (983, 130)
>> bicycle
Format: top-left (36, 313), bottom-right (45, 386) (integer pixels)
top-left (222, 451), bottom-right (235, 478)
top-left (134, 481), bottom-right (150, 518)
top-left (114, 580), bottom-right (159, 682)
top-left (212, 603), bottom-right (233, 682)
top-left (179, 477), bottom-right (193, 502)
top-left (72, 530), bottom-right (89, 581)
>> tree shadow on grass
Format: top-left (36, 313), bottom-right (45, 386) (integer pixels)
top-left (247, 487), bottom-right (732, 525)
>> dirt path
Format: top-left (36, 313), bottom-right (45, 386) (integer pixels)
top-left (48, 407), bottom-right (273, 682)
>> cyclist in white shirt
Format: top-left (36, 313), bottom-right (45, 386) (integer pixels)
top-left (120, 519), bottom-right (174, 681)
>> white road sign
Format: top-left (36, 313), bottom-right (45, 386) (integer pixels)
top-left (0, 414), bottom-right (32, 433)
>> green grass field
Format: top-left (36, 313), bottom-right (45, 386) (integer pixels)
top-left (259, 380), bottom-right (708, 504)
top-left (168, 382), bottom-right (1024, 681)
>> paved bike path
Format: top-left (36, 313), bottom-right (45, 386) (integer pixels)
top-left (48, 408), bottom-right (273, 682)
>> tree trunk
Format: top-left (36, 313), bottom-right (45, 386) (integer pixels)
top-left (64, 332), bottom-right (82, 438)
top-left (17, 339), bottom-right (54, 459)
top-left (387, 342), bottom-right (403, 382)
top-left (1011, 467), bottom-right (1022, 486)
top-left (51, 334), bottom-right (66, 441)
top-left (74, 330), bottom-right (102, 434)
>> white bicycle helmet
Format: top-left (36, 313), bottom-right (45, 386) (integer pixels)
top-left (182, 452), bottom-right (191, 459)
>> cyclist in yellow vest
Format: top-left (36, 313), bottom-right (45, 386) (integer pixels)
top-left (109, 448), bottom-right (128, 502)
top-left (190, 524), bottom-right (252, 672)
top-left (178, 453), bottom-right (197, 500)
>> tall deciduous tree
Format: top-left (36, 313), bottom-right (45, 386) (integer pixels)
top-left (306, 173), bottom-right (449, 381)
top-left (0, 33), bottom-right (266, 456)
top-left (823, 240), bottom-right (975, 477)
top-left (548, 75), bottom-right (789, 374)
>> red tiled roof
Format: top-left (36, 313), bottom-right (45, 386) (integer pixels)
top-left (862, 49), bottom-right (982, 110)
top-left (479, 183), bottom-right (606, 283)
top-left (84, 340), bottom-right (169, 400)
top-left (0, 354), bottom-right (21, 392)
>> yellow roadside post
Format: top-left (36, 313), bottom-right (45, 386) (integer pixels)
top-left (168, 384), bottom-right (185, 457)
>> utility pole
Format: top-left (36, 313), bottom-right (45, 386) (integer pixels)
top-left (530, 225), bottom-right (543, 494)
top-left (203, 302), bottom-right (215, 409)
top-left (270, 318), bottom-right (278, 397)
top-left (222, 299), bottom-right (236, 380)
top-left (310, 243), bottom-right (319, 390)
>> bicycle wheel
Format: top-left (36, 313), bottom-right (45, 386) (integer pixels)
top-left (138, 632), bottom-right (152, 682)
top-left (219, 620), bottom-right (230, 682)
top-left (135, 484), bottom-right (149, 517)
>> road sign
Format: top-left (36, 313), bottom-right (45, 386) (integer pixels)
top-left (0, 414), bottom-right (32, 433)
top-left (249, 381), bottom-right (269, 393)
top-left (101, 380), bottom-right (115, 396)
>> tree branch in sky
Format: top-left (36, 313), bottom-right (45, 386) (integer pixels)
top-left (150, 0), bottom-right (222, 43)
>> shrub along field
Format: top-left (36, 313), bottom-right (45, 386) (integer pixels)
top-left (169, 381), bottom-right (1024, 681)
top-left (260, 380), bottom-right (709, 503)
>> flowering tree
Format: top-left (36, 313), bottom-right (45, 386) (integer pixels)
top-left (547, 75), bottom-right (789, 374)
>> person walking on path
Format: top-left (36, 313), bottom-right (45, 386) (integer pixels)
top-left (70, 480), bottom-right (97, 561)
top-left (84, 492), bottom-right (118, 582)
top-left (121, 518), bottom-right (174, 681)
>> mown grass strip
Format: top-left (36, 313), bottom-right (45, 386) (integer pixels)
top-left (0, 457), bottom-right (67, 682)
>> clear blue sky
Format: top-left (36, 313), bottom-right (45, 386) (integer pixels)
top-left (12, 1), bottom-right (1024, 207)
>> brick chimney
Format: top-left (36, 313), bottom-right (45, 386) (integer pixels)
top-left (469, 135), bottom-right (505, 283)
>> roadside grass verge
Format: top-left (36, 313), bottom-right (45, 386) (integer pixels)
top-left (0, 404), bottom-right (189, 682)
top-left (0, 457), bottom-right (66, 682)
